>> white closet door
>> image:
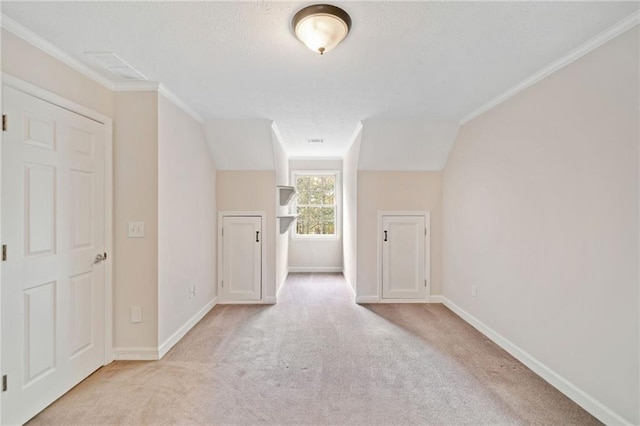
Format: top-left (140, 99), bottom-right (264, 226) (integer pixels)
top-left (222, 216), bottom-right (262, 301)
top-left (382, 215), bottom-right (427, 300)
top-left (2, 86), bottom-right (106, 425)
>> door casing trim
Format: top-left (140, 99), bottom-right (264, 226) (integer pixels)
top-left (1, 72), bottom-right (114, 368)
top-left (217, 211), bottom-right (268, 303)
top-left (377, 211), bottom-right (431, 303)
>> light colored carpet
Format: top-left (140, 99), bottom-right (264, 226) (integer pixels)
top-left (29, 273), bottom-right (600, 425)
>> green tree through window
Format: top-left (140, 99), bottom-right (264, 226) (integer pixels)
top-left (295, 174), bottom-right (336, 236)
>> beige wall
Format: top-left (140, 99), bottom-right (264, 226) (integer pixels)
top-left (342, 130), bottom-right (362, 293)
top-left (443, 27), bottom-right (639, 423)
top-left (216, 171), bottom-right (276, 300)
top-left (273, 132), bottom-right (290, 294)
top-left (289, 159), bottom-right (343, 270)
top-left (113, 92), bottom-right (159, 349)
top-left (1, 28), bottom-right (221, 357)
top-left (2, 28), bottom-right (162, 351)
top-left (357, 171), bottom-right (443, 298)
top-left (1, 29), bottom-right (114, 118)
top-left (1, 29), bottom-right (162, 351)
top-left (158, 94), bottom-right (216, 346)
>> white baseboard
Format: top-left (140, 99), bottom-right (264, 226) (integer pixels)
top-left (276, 270), bottom-right (289, 300)
top-left (441, 297), bottom-right (632, 426)
top-left (217, 299), bottom-right (276, 305)
top-left (112, 347), bottom-right (159, 361)
top-left (342, 273), bottom-right (356, 302)
top-left (288, 266), bottom-right (343, 273)
top-left (115, 298), bottom-right (218, 361)
top-left (355, 296), bottom-right (380, 304)
top-left (158, 297), bottom-right (217, 359)
top-left (356, 295), bottom-right (443, 304)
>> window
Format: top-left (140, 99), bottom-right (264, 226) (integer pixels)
top-left (294, 173), bottom-right (337, 237)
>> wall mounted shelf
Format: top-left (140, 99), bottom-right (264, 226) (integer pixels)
top-left (277, 185), bottom-right (296, 206)
top-left (277, 215), bottom-right (298, 234)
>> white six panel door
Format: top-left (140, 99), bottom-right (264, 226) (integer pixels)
top-left (2, 86), bottom-right (106, 425)
top-left (382, 215), bottom-right (427, 300)
top-left (222, 216), bottom-right (262, 301)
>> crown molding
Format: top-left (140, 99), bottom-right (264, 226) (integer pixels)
top-left (460, 11), bottom-right (640, 125)
top-left (158, 84), bottom-right (203, 124)
top-left (1, 15), bottom-right (115, 89)
top-left (1, 14), bottom-right (204, 125)
top-left (112, 81), bottom-right (160, 92)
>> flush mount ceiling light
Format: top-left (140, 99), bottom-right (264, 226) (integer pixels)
top-left (292, 4), bottom-right (352, 55)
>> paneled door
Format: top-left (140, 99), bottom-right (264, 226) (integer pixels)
top-left (381, 215), bottom-right (428, 300)
top-left (221, 216), bottom-right (262, 301)
top-left (2, 86), bottom-right (106, 425)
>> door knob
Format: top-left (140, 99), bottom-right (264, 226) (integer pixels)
top-left (94, 252), bottom-right (107, 264)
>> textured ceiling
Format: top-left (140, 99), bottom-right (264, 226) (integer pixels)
top-left (1, 1), bottom-right (638, 159)
top-left (359, 119), bottom-right (460, 171)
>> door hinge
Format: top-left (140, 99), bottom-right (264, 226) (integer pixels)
top-left (221, 280), bottom-right (224, 288)
top-left (2, 244), bottom-right (6, 261)
top-left (221, 228), bottom-right (224, 237)
top-left (2, 375), bottom-right (7, 392)
top-left (2, 115), bottom-right (6, 132)
top-left (425, 228), bottom-right (427, 236)
top-left (425, 279), bottom-right (427, 287)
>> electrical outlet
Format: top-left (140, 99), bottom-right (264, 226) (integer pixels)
top-left (189, 285), bottom-right (196, 299)
top-left (131, 306), bottom-right (143, 323)
top-left (471, 285), bottom-right (478, 298)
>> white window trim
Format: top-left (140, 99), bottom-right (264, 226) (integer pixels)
top-left (291, 170), bottom-right (341, 241)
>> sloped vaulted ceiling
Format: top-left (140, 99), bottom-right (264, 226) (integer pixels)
top-left (1, 1), bottom-right (638, 169)
top-left (204, 119), bottom-right (275, 170)
top-left (358, 120), bottom-right (460, 171)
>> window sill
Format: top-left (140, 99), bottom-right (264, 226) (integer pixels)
top-left (291, 235), bottom-right (342, 242)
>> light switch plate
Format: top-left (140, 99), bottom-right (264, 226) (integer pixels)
top-left (128, 221), bottom-right (145, 238)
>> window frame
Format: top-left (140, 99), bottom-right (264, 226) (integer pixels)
top-left (291, 170), bottom-right (341, 241)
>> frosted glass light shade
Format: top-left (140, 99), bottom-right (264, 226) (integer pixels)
top-left (293, 5), bottom-right (351, 55)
